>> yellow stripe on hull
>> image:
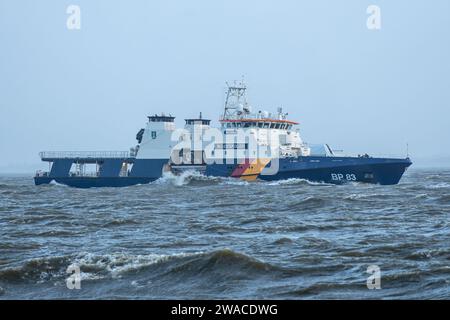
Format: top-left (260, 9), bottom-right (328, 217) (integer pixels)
top-left (239, 158), bottom-right (271, 181)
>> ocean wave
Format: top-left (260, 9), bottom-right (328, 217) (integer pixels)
top-left (278, 281), bottom-right (363, 297)
top-left (219, 178), bottom-right (249, 186)
top-left (266, 178), bottom-right (333, 186)
top-left (101, 218), bottom-right (140, 227)
top-left (343, 193), bottom-right (389, 201)
top-left (302, 236), bottom-right (333, 249)
top-left (405, 248), bottom-right (450, 261)
top-left (413, 193), bottom-right (429, 200)
top-left (0, 255), bottom-right (71, 283)
top-left (272, 237), bottom-right (295, 245)
top-left (0, 249), bottom-right (284, 285)
top-left (0, 252), bottom-right (189, 283)
top-left (262, 224), bottom-right (310, 233)
top-left (7, 214), bottom-right (67, 225)
top-left (70, 252), bottom-right (200, 279)
top-left (0, 242), bottom-right (41, 250)
top-left (382, 270), bottom-right (423, 283)
top-left (153, 174), bottom-right (337, 187)
top-left (154, 171), bottom-right (221, 186)
top-left (204, 224), bottom-right (243, 233)
top-left (437, 194), bottom-right (450, 204)
top-left (163, 249), bottom-right (284, 279)
top-left (425, 182), bottom-right (450, 190)
top-left (49, 180), bottom-right (68, 187)
top-left (285, 196), bottom-right (327, 210)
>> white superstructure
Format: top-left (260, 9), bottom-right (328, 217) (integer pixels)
top-left (211, 81), bottom-right (311, 161)
top-left (136, 82), bottom-right (311, 165)
top-left (135, 115), bottom-right (177, 160)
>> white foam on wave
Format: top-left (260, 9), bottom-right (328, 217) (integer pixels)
top-left (266, 178), bottom-right (333, 186)
top-left (151, 172), bottom-right (364, 187)
top-left (49, 180), bottom-right (67, 187)
top-left (344, 192), bottom-right (389, 200)
top-left (71, 251), bottom-right (204, 280)
top-left (219, 178), bottom-right (249, 186)
top-left (426, 182), bottom-right (450, 189)
top-left (154, 170), bottom-right (220, 186)
top-left (153, 170), bottom-right (254, 187)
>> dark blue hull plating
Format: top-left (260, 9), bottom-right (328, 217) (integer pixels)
top-left (262, 157), bottom-right (412, 185)
top-left (206, 156), bottom-right (412, 185)
top-left (34, 177), bottom-right (158, 188)
top-left (35, 156), bottom-right (412, 188)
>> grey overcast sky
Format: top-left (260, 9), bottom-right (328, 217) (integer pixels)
top-left (1, 0), bottom-right (449, 172)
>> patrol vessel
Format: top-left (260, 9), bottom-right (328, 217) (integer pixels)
top-left (34, 82), bottom-right (412, 187)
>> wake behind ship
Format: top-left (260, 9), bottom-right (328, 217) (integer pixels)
top-left (34, 82), bottom-right (412, 188)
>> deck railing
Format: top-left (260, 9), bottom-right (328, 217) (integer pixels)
top-left (39, 151), bottom-right (132, 159)
top-left (330, 153), bottom-right (408, 159)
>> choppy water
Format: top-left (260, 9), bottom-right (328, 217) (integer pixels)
top-left (0, 169), bottom-right (449, 299)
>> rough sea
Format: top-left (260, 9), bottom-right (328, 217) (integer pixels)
top-left (0, 168), bottom-right (449, 299)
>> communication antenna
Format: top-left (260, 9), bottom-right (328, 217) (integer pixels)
top-left (222, 79), bottom-right (248, 119)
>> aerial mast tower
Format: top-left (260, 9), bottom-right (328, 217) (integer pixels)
top-left (222, 80), bottom-right (248, 119)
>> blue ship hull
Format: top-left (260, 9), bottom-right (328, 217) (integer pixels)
top-left (34, 156), bottom-right (412, 188)
top-left (34, 177), bottom-right (158, 188)
top-left (206, 156), bottom-right (412, 185)
top-left (264, 157), bottom-right (411, 185)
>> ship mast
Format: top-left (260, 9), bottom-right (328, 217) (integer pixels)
top-left (223, 80), bottom-right (248, 119)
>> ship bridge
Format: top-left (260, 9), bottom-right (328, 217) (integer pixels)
top-left (220, 118), bottom-right (298, 130)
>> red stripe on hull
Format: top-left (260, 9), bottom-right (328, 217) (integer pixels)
top-left (230, 160), bottom-right (251, 177)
